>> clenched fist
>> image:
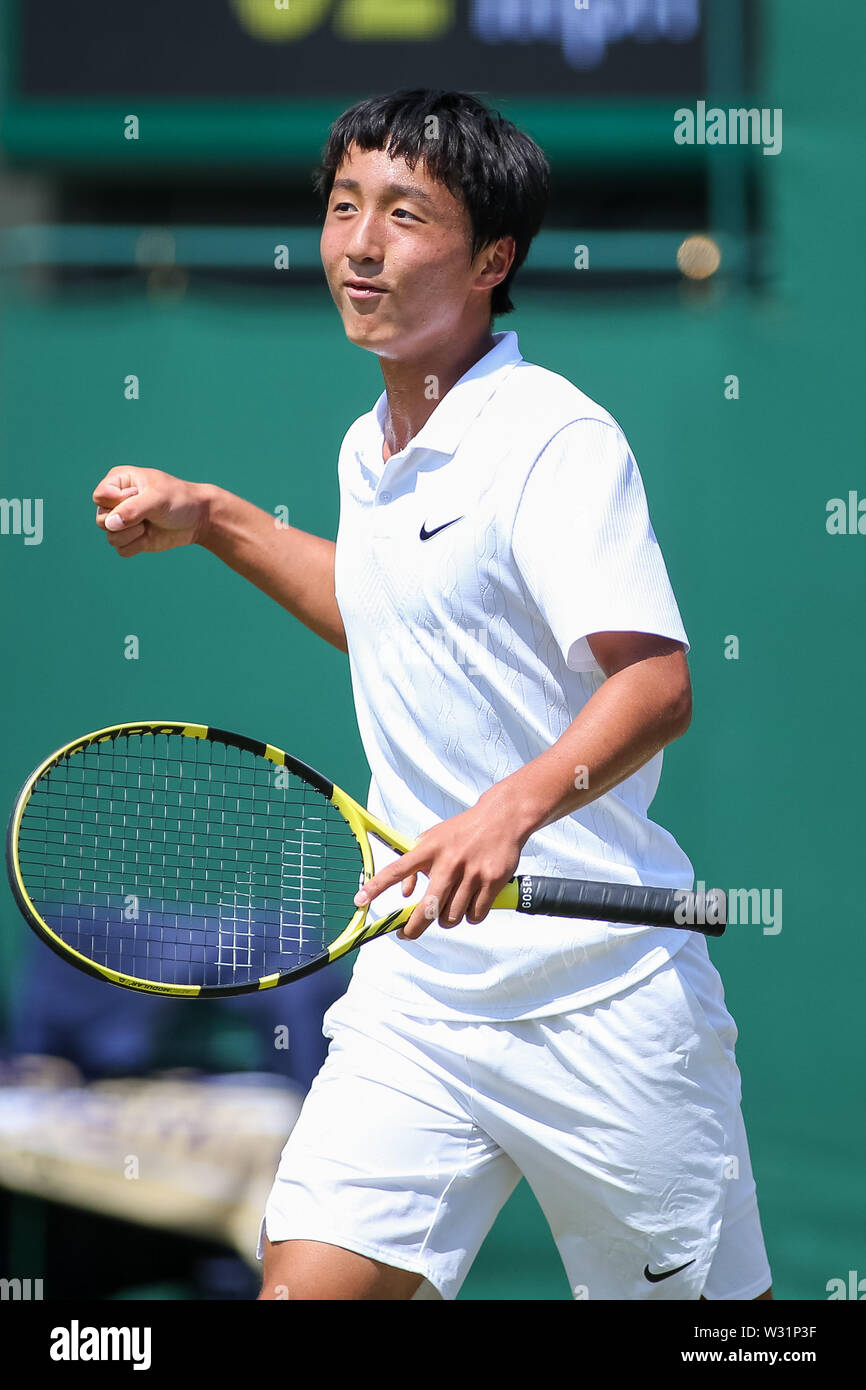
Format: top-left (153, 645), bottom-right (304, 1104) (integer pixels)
top-left (93, 467), bottom-right (211, 557)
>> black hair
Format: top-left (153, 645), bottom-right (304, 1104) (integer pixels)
top-left (313, 88), bottom-right (550, 318)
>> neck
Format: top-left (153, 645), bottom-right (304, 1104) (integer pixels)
top-left (380, 325), bottom-right (497, 461)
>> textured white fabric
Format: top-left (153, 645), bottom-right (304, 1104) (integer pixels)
top-left (333, 329), bottom-right (694, 1020)
top-left (257, 932), bottom-right (771, 1301)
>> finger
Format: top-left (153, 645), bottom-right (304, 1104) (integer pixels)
top-left (401, 871), bottom-right (418, 898)
top-left (355, 850), bottom-right (425, 907)
top-left (93, 482), bottom-right (124, 506)
top-left (104, 489), bottom-right (152, 532)
top-left (93, 475), bottom-right (139, 504)
top-left (398, 890), bottom-right (443, 941)
top-left (438, 878), bottom-right (478, 929)
top-left (96, 491), bottom-right (139, 531)
top-left (113, 530), bottom-right (151, 558)
top-left (465, 883), bottom-right (500, 926)
top-left (95, 492), bottom-right (136, 525)
top-left (398, 867), bottom-right (459, 939)
top-left (108, 522), bottom-right (147, 551)
top-left (418, 853), bottom-right (474, 931)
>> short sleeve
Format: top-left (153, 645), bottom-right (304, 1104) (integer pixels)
top-left (511, 418), bottom-right (690, 672)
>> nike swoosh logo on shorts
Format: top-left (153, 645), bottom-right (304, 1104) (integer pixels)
top-left (643, 1259), bottom-right (696, 1283)
top-left (419, 517), bottom-right (463, 541)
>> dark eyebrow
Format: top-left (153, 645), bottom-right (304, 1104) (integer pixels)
top-left (330, 177), bottom-right (435, 207)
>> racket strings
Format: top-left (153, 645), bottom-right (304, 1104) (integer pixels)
top-left (16, 733), bottom-right (365, 986)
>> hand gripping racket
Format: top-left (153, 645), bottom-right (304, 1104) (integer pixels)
top-left (6, 721), bottom-right (726, 998)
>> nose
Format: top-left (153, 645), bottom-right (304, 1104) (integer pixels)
top-left (343, 210), bottom-right (386, 270)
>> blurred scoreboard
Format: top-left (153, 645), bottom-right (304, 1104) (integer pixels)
top-left (15, 0), bottom-right (704, 96)
top-left (0, 0), bottom-right (750, 172)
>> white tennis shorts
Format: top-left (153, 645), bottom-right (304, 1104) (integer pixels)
top-left (257, 932), bottom-right (771, 1300)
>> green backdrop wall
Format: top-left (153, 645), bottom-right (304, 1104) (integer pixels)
top-left (1, 0), bottom-right (863, 1299)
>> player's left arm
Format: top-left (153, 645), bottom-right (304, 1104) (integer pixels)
top-left (355, 629), bottom-right (691, 938)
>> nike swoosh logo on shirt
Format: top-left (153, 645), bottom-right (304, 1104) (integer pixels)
top-left (643, 1260), bottom-right (696, 1283)
top-left (419, 517), bottom-right (464, 542)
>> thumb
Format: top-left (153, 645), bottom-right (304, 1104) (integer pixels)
top-left (104, 489), bottom-right (151, 532)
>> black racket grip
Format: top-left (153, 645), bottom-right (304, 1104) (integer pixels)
top-left (514, 876), bottom-right (726, 937)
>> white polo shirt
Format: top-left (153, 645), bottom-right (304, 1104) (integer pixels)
top-left (333, 329), bottom-right (694, 1021)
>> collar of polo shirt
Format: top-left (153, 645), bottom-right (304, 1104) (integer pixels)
top-left (367, 330), bottom-right (523, 469)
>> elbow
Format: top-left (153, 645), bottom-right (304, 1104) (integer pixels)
top-left (667, 680), bottom-right (693, 740)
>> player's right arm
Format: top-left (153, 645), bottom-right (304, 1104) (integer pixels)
top-left (93, 468), bottom-right (346, 652)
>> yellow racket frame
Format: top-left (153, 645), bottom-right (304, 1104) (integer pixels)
top-left (7, 719), bottom-right (519, 997)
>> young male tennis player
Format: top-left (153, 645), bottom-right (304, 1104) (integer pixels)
top-left (94, 89), bottom-right (771, 1302)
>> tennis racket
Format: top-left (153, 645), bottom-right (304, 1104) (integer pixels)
top-left (6, 720), bottom-right (726, 999)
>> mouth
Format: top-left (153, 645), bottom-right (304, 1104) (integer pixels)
top-left (344, 280), bottom-right (388, 300)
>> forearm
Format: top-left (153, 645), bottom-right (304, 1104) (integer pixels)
top-left (197, 485), bottom-right (347, 651)
top-left (482, 654), bottom-right (691, 844)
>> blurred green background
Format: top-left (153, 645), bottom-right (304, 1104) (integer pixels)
top-left (1, 0), bottom-right (863, 1299)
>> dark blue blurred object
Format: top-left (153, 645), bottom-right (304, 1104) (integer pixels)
top-left (6, 935), bottom-right (346, 1088)
top-left (35, 897), bottom-right (330, 990)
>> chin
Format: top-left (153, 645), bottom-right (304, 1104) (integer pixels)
top-left (342, 316), bottom-right (393, 349)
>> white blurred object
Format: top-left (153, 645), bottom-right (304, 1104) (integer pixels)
top-left (0, 1056), bottom-right (304, 1267)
